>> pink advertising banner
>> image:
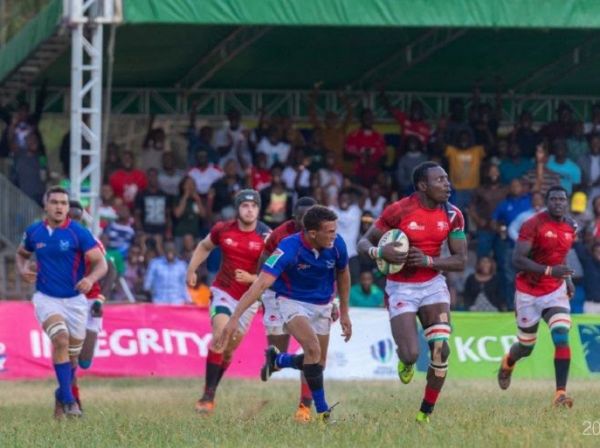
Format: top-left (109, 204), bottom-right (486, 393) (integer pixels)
top-left (0, 302), bottom-right (269, 380)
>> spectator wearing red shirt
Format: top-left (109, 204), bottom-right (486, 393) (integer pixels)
top-left (380, 89), bottom-right (430, 146)
top-left (250, 152), bottom-right (272, 191)
top-left (109, 150), bottom-right (148, 208)
top-left (345, 108), bottom-right (386, 186)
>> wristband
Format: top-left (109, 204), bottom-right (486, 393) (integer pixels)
top-left (368, 246), bottom-right (383, 260)
top-left (544, 265), bottom-right (552, 276)
top-left (423, 255), bottom-right (434, 267)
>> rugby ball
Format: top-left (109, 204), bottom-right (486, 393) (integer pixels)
top-left (376, 229), bottom-right (410, 275)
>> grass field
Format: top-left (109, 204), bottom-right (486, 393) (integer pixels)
top-left (1, 378), bottom-right (599, 447)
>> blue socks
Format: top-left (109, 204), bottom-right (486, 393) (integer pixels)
top-left (275, 353), bottom-right (304, 370)
top-left (54, 362), bottom-right (74, 404)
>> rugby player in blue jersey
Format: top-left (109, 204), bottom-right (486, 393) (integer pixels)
top-left (217, 205), bottom-right (352, 423)
top-left (16, 187), bottom-right (108, 418)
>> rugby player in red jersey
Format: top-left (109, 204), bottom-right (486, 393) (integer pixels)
top-left (186, 189), bottom-right (270, 414)
top-left (234, 196), bottom-right (321, 422)
top-left (357, 161), bottom-right (467, 423)
top-left (498, 186), bottom-right (577, 407)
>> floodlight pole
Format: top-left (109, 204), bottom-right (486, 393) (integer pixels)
top-left (65, 0), bottom-right (120, 235)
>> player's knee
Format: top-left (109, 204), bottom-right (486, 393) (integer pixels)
top-left (398, 347), bottom-right (419, 365)
top-left (549, 313), bottom-right (571, 346)
top-left (303, 340), bottom-right (321, 362)
top-left (52, 331), bottom-right (69, 351)
top-left (424, 323), bottom-right (451, 376)
top-left (46, 321), bottom-right (68, 346)
top-left (516, 329), bottom-right (536, 356)
top-left (69, 341), bottom-right (84, 359)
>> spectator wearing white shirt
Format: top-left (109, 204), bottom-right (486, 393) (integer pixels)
top-left (212, 109), bottom-right (251, 174)
top-left (508, 191), bottom-right (545, 242)
top-left (187, 148), bottom-right (223, 195)
top-left (330, 191), bottom-right (362, 283)
top-left (318, 151), bottom-right (343, 206)
top-left (361, 183), bottom-right (387, 218)
top-left (144, 242), bottom-right (190, 305)
top-left (158, 152), bottom-right (184, 197)
top-left (281, 148), bottom-right (311, 197)
top-left (257, 125), bottom-right (291, 168)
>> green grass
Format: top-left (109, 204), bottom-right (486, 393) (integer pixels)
top-left (0, 378), bottom-right (598, 447)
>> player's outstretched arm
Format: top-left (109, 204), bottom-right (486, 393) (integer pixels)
top-left (512, 240), bottom-right (574, 278)
top-left (215, 272), bottom-right (277, 350)
top-left (336, 266), bottom-right (352, 342)
top-left (15, 245), bottom-right (36, 284)
top-left (186, 235), bottom-right (216, 287)
top-left (358, 225), bottom-right (407, 265)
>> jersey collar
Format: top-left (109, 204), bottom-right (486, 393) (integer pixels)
top-left (44, 217), bottom-right (71, 229)
top-left (300, 232), bottom-right (321, 258)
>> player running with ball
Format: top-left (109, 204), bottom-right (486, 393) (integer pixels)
top-left (217, 205), bottom-right (352, 424)
top-left (358, 162), bottom-right (467, 423)
top-left (498, 186), bottom-right (577, 407)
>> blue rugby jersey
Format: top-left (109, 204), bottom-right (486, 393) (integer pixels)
top-left (22, 218), bottom-right (98, 298)
top-left (261, 232), bottom-right (348, 305)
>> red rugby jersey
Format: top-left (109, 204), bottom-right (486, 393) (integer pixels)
top-left (85, 238), bottom-right (105, 300)
top-left (263, 219), bottom-right (299, 255)
top-left (515, 211), bottom-right (576, 297)
top-left (374, 193), bottom-right (464, 283)
top-left (210, 220), bottom-right (271, 300)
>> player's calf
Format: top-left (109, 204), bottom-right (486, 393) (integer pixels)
top-left (418, 322), bottom-right (451, 419)
top-left (548, 312), bottom-right (572, 397)
top-left (498, 329), bottom-right (537, 390)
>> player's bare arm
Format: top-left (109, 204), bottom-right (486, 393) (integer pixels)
top-left (186, 235), bottom-right (216, 286)
top-left (16, 245), bottom-right (36, 283)
top-left (234, 269), bottom-right (258, 284)
top-left (358, 225), bottom-right (407, 264)
top-left (512, 240), bottom-right (574, 278)
top-left (75, 247), bottom-right (108, 294)
top-left (336, 266), bottom-right (352, 342)
top-left (216, 272), bottom-right (277, 349)
top-left (406, 235), bottom-right (467, 271)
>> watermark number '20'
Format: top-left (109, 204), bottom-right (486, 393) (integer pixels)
top-left (583, 421), bottom-right (600, 436)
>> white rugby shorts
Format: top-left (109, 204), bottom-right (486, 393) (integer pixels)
top-left (262, 289), bottom-right (286, 336)
top-left (515, 283), bottom-right (570, 328)
top-left (32, 292), bottom-right (88, 340)
top-left (385, 275), bottom-right (451, 319)
top-left (278, 297), bottom-right (333, 336)
top-left (210, 287), bottom-right (259, 334)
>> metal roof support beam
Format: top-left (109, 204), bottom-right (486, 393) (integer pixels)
top-left (352, 28), bottom-right (467, 89)
top-left (178, 26), bottom-right (271, 92)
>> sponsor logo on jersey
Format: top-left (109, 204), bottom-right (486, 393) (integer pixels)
top-left (265, 248), bottom-right (284, 268)
top-left (544, 231), bottom-right (557, 239)
top-left (224, 238), bottom-right (236, 246)
top-left (437, 221), bottom-right (449, 231)
top-left (407, 221), bottom-right (425, 231)
top-left (59, 240), bottom-right (70, 251)
top-left (326, 260), bottom-right (335, 269)
top-left (564, 232), bottom-right (573, 241)
top-left (297, 263), bottom-right (311, 270)
top-left (249, 241), bottom-right (262, 250)
top-left (36, 242), bottom-right (46, 249)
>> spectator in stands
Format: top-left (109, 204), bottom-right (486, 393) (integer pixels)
top-left (249, 152), bottom-right (272, 191)
top-left (586, 196), bottom-right (600, 243)
top-left (257, 124), bottom-right (290, 168)
top-left (499, 142), bottom-right (534, 185)
top-left (396, 135), bottom-right (427, 196)
top-left (469, 85), bottom-right (500, 149)
top-left (260, 165), bottom-right (293, 228)
top-left (445, 129), bottom-right (486, 211)
top-left (511, 111), bottom-right (540, 159)
top-left (361, 183), bottom-right (387, 218)
top-left (103, 142), bottom-right (122, 183)
top-left (109, 150), bottom-right (148, 208)
top-left (541, 103), bottom-right (574, 140)
top-left (158, 152), bottom-right (184, 197)
top-left (585, 103), bottom-right (600, 135)
top-left (444, 98), bottom-right (473, 147)
top-left (282, 148), bottom-right (311, 197)
top-left (330, 191), bottom-right (362, 283)
top-left (249, 107), bottom-right (270, 154)
top-left (144, 242), bottom-right (190, 305)
top-left (574, 241), bottom-right (600, 313)
top-left (469, 163), bottom-right (508, 257)
top-left (579, 133), bottom-right (600, 199)
top-left (546, 139), bottom-right (581, 195)
top-left (172, 176), bottom-right (207, 251)
top-left (350, 271), bottom-right (384, 307)
top-left (569, 191), bottom-right (593, 233)
top-left (318, 150), bottom-right (343, 206)
top-left (116, 243), bottom-right (145, 301)
top-left (380, 90), bottom-right (430, 146)
top-left (463, 256), bottom-right (504, 311)
top-left (567, 121), bottom-right (589, 162)
top-left (12, 133), bottom-right (46, 206)
top-left (208, 159), bottom-right (244, 219)
top-left (101, 232), bottom-right (125, 299)
top-left (141, 115), bottom-right (167, 172)
top-left (345, 108), bottom-right (386, 186)
top-left (187, 148), bottom-right (223, 195)
top-left (104, 203), bottom-right (136, 258)
top-left (304, 127), bottom-right (327, 172)
top-left (522, 143), bottom-right (561, 195)
top-left (309, 85), bottom-right (353, 175)
top-left (99, 183), bottom-right (119, 229)
top-left (134, 168), bottom-right (172, 252)
top-left (280, 115), bottom-right (305, 148)
top-left (213, 108), bottom-right (251, 173)
top-left (508, 191), bottom-right (545, 242)
top-left (187, 101), bottom-right (218, 165)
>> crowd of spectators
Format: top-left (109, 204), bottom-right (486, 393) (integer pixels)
top-left (3, 83), bottom-right (600, 313)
